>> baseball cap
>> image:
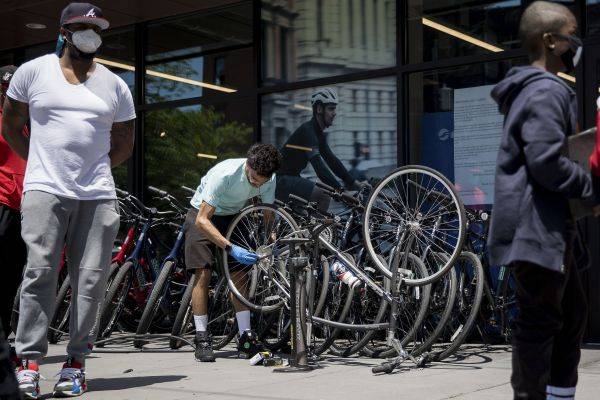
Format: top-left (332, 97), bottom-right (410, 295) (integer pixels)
top-left (0, 65), bottom-right (17, 85)
top-left (60, 2), bottom-right (109, 30)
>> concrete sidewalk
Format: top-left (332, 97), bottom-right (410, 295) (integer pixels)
top-left (32, 342), bottom-right (600, 399)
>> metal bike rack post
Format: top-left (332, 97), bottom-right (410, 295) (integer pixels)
top-left (274, 239), bottom-right (313, 373)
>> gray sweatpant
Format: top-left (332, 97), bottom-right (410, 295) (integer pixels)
top-left (16, 190), bottom-right (120, 361)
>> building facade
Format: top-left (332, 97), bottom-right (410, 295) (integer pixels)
top-left (1, 0), bottom-right (600, 339)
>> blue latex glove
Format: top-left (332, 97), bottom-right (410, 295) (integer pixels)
top-left (230, 245), bottom-right (259, 265)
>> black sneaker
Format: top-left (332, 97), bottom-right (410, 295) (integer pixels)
top-left (194, 331), bottom-right (215, 362)
top-left (238, 330), bottom-right (265, 358)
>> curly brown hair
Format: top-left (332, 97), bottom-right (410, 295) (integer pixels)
top-left (246, 143), bottom-right (282, 177)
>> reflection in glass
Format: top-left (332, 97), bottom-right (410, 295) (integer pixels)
top-left (145, 4), bottom-right (253, 104)
top-left (261, 0), bottom-right (396, 85)
top-left (262, 77), bottom-right (397, 186)
top-left (589, 0), bottom-right (600, 36)
top-left (99, 28), bottom-right (136, 94)
top-left (407, 0), bottom-right (575, 63)
top-left (145, 101), bottom-right (254, 202)
top-left (407, 59), bottom-right (528, 207)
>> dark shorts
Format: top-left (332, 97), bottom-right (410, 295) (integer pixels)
top-left (183, 208), bottom-right (236, 270)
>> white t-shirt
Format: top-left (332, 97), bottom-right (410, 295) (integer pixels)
top-left (7, 54), bottom-right (136, 200)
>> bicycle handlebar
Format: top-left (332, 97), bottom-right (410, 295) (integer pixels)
top-left (315, 181), bottom-right (360, 207)
top-left (289, 194), bottom-right (309, 205)
top-left (315, 181), bottom-right (336, 193)
top-left (180, 185), bottom-right (195, 194)
top-left (148, 186), bottom-right (168, 197)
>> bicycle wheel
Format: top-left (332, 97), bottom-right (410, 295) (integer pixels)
top-left (170, 274), bottom-right (237, 350)
top-left (209, 275), bottom-right (238, 350)
top-left (49, 262), bottom-right (120, 344)
top-left (223, 204), bottom-right (300, 313)
top-left (97, 262), bottom-right (133, 341)
top-left (410, 257), bottom-right (458, 356)
top-left (432, 251), bottom-right (484, 361)
top-left (331, 252), bottom-right (431, 358)
top-left (170, 274), bottom-right (195, 350)
top-left (48, 277), bottom-right (72, 344)
top-left (328, 254), bottom-right (387, 358)
top-left (497, 266), bottom-right (517, 342)
top-left (134, 260), bottom-right (175, 348)
top-left (367, 251), bottom-right (432, 359)
top-left (363, 165), bottom-right (466, 285)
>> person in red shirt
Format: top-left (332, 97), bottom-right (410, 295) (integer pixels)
top-left (0, 65), bottom-right (28, 341)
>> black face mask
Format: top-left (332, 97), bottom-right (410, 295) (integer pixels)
top-left (552, 33), bottom-right (583, 73)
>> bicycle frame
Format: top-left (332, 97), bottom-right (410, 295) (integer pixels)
top-left (112, 225), bottom-right (137, 265)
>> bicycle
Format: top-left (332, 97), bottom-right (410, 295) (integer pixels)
top-left (97, 188), bottom-right (181, 341)
top-left (222, 165), bottom-right (466, 373)
top-left (134, 186), bottom-right (196, 348)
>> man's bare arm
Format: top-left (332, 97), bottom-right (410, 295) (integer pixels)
top-left (1, 97), bottom-right (30, 159)
top-left (195, 201), bottom-right (231, 249)
top-left (109, 119), bottom-right (135, 167)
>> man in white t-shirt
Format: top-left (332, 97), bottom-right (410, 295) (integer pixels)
top-left (0, 3), bottom-right (135, 398)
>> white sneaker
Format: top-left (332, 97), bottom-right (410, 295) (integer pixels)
top-left (17, 361), bottom-right (41, 400)
top-left (53, 357), bottom-right (87, 397)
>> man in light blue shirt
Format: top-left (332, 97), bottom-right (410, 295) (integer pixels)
top-left (183, 144), bottom-right (281, 363)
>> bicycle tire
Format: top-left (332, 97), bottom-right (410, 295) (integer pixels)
top-left (97, 262), bottom-right (133, 340)
top-left (411, 264), bottom-right (458, 356)
top-left (48, 277), bottom-right (72, 344)
top-left (223, 204), bottom-right (300, 313)
top-left (434, 251), bottom-right (484, 361)
top-left (314, 283), bottom-right (356, 356)
top-left (498, 266), bottom-right (516, 343)
top-left (209, 276), bottom-right (238, 350)
top-left (330, 252), bottom-right (431, 358)
top-left (328, 255), bottom-right (390, 358)
top-left (363, 165), bottom-right (466, 286)
top-left (134, 260), bottom-right (175, 348)
top-left (375, 248), bottom-right (433, 358)
top-left (170, 273), bottom-right (195, 350)
top-left (170, 274), bottom-right (238, 350)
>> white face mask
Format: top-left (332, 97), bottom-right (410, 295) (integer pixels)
top-left (70, 29), bottom-right (102, 54)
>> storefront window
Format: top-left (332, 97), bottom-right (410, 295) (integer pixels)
top-left (144, 99), bottom-right (255, 203)
top-left (407, 0), bottom-right (575, 64)
top-left (589, 0), bottom-right (600, 37)
top-left (145, 3), bottom-right (253, 104)
top-left (98, 28), bottom-right (136, 94)
top-left (95, 27), bottom-right (136, 190)
top-left (261, 77), bottom-right (397, 183)
top-left (261, 0), bottom-right (396, 86)
top-left (407, 59), bottom-right (541, 208)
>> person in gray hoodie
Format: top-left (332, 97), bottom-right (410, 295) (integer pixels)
top-left (488, 2), bottom-right (596, 399)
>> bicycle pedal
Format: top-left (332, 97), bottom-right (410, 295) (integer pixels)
top-left (238, 352), bottom-right (250, 359)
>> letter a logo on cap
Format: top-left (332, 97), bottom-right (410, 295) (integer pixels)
top-left (85, 9), bottom-right (97, 18)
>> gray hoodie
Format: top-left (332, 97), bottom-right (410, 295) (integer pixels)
top-left (487, 66), bottom-right (594, 272)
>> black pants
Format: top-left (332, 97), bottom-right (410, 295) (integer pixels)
top-left (511, 261), bottom-right (587, 400)
top-left (0, 204), bottom-right (26, 340)
top-left (0, 320), bottom-right (19, 399)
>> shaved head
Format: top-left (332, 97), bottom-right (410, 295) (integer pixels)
top-left (520, 1), bottom-right (576, 56)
